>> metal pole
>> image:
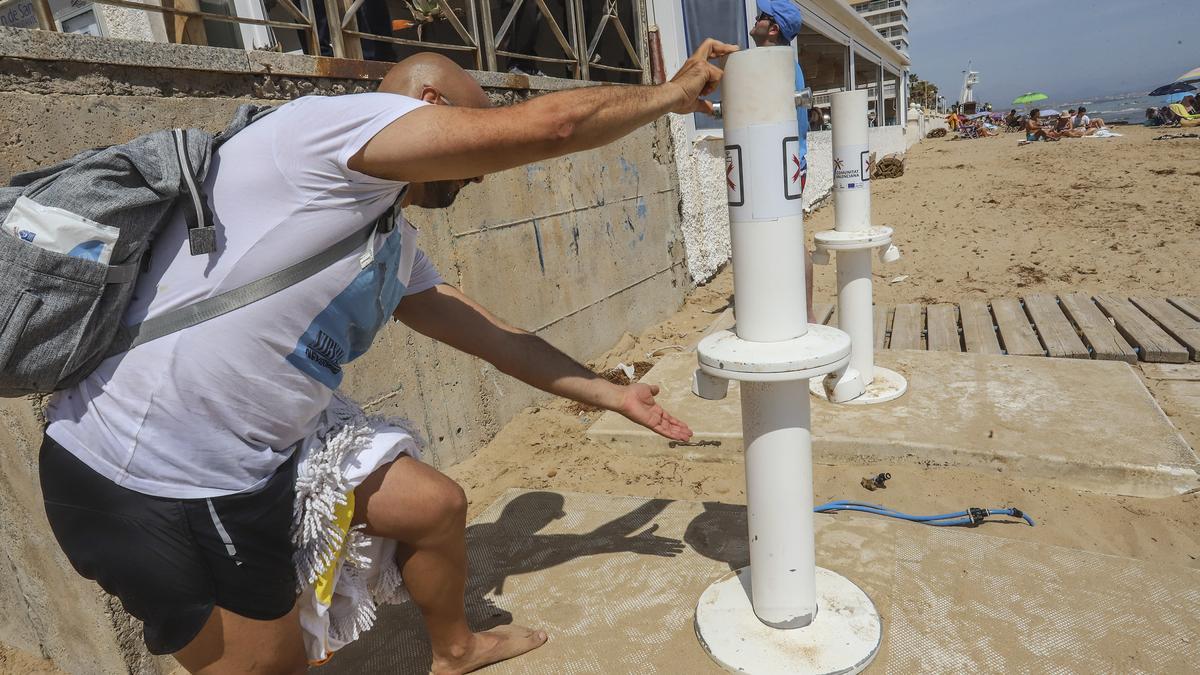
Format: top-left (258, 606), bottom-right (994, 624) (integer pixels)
top-left (847, 42), bottom-right (854, 90)
top-left (478, 0), bottom-right (498, 72)
top-left (32, 0), bottom-right (56, 31)
top-left (573, 0), bottom-right (588, 81)
top-left (323, 0), bottom-right (347, 58)
top-left (635, 0), bottom-right (650, 85)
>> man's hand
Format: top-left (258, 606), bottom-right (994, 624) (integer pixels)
top-left (620, 525), bottom-right (685, 557)
top-left (616, 382), bottom-right (693, 442)
top-left (667, 38), bottom-right (740, 115)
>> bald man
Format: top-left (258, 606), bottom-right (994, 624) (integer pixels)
top-left (39, 42), bottom-right (735, 674)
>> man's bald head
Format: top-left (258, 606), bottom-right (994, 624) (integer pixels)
top-left (379, 53), bottom-right (491, 108)
top-left (378, 53), bottom-right (491, 210)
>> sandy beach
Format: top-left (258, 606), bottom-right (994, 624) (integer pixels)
top-left (453, 124), bottom-right (1200, 529)
top-left (438, 125), bottom-right (1200, 670)
top-left (808, 124), bottom-right (1200, 306)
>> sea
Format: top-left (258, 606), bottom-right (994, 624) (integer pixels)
top-left (1048, 93), bottom-right (1174, 125)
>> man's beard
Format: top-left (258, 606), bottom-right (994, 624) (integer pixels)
top-left (416, 180), bottom-right (463, 208)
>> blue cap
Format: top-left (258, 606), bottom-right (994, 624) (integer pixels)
top-left (756, 0), bottom-right (803, 42)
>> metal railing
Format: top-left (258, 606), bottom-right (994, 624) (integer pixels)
top-left (20, 0), bottom-right (649, 83)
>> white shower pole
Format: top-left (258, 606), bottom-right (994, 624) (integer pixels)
top-left (812, 90), bottom-right (907, 405)
top-left (691, 47), bottom-right (881, 674)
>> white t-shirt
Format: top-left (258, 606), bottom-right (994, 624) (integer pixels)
top-left (1073, 114), bottom-right (1090, 128)
top-left (47, 93), bottom-right (442, 499)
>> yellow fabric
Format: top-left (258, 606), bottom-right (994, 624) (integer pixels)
top-left (313, 492), bottom-right (356, 606)
top-left (1169, 103), bottom-right (1200, 120)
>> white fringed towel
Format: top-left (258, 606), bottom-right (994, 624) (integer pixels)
top-left (290, 392), bottom-right (423, 664)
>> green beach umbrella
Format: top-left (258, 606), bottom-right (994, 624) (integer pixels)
top-left (1013, 92), bottom-right (1049, 105)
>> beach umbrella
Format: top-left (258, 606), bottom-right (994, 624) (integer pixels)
top-left (1013, 92), bottom-right (1048, 105)
top-left (1176, 66), bottom-right (1200, 84)
top-left (1149, 81), bottom-right (1196, 97)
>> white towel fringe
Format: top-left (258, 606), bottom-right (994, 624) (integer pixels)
top-left (292, 391), bottom-right (426, 656)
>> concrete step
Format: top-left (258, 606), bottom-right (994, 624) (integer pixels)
top-left (587, 351), bottom-right (1200, 498)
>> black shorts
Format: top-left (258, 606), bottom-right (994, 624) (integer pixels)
top-left (39, 435), bottom-right (299, 655)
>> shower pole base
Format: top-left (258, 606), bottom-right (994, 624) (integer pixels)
top-left (811, 365), bottom-right (908, 404)
top-left (696, 566), bottom-right (882, 675)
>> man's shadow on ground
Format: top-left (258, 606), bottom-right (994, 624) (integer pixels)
top-left (314, 491), bottom-right (686, 673)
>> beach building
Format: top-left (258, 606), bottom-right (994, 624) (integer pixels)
top-left (0, 0), bottom-right (913, 280)
top-left (850, 0), bottom-right (908, 56)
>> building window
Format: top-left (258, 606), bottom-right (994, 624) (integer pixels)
top-left (59, 9), bottom-right (99, 34)
top-left (681, 0), bottom-right (748, 130)
top-left (54, 1), bottom-right (102, 36)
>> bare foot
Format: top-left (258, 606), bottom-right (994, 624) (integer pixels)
top-left (430, 625), bottom-right (548, 675)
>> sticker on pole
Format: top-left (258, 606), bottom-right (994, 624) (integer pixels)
top-left (725, 122), bottom-right (804, 221)
top-left (725, 145), bottom-right (744, 207)
top-left (833, 143), bottom-right (870, 191)
top-left (782, 136), bottom-right (802, 200)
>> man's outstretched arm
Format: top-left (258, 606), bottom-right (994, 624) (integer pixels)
top-left (350, 39), bottom-right (737, 183)
top-left (393, 284), bottom-right (693, 442)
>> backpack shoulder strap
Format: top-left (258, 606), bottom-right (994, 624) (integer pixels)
top-left (106, 217), bottom-right (379, 359)
top-left (180, 105), bottom-right (277, 256)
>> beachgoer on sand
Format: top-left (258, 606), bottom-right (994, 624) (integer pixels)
top-left (36, 41), bottom-right (735, 674)
top-left (1073, 106), bottom-right (1104, 130)
top-left (1171, 96), bottom-right (1200, 128)
top-left (1024, 109), bottom-right (1059, 142)
top-left (1052, 111), bottom-right (1083, 137)
top-left (749, 0), bottom-right (815, 320)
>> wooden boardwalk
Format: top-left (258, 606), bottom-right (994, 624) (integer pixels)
top-left (812, 294), bottom-right (1200, 364)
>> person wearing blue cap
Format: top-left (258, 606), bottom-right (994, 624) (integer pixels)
top-left (751, 0), bottom-right (814, 318)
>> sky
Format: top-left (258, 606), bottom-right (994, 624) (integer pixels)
top-left (905, 0), bottom-right (1200, 106)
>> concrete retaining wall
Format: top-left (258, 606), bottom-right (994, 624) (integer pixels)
top-left (672, 122), bottom-right (911, 285)
top-left (0, 27), bottom-right (687, 673)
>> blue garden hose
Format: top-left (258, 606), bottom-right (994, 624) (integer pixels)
top-left (814, 499), bottom-right (1035, 527)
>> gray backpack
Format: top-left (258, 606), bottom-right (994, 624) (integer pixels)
top-left (0, 104), bottom-right (379, 397)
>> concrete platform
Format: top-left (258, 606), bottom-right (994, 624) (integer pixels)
top-left (315, 489), bottom-right (1200, 674)
top-left (587, 351), bottom-right (1200, 498)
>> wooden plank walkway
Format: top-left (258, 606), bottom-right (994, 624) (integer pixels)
top-left (1023, 294), bottom-right (1090, 359)
top-left (860, 293), bottom-right (1197, 364)
top-left (960, 300), bottom-right (1002, 355)
top-left (1131, 297), bottom-right (1200, 360)
top-left (889, 304), bottom-right (924, 351)
top-left (991, 297), bottom-right (1043, 356)
top-left (1169, 297), bottom-right (1200, 322)
top-left (1059, 292), bottom-right (1137, 363)
top-left (926, 304), bottom-right (961, 352)
top-left (1094, 295), bottom-right (1189, 363)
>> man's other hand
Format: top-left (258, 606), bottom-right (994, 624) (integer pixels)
top-left (667, 38), bottom-right (739, 116)
top-left (617, 382), bottom-right (693, 442)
